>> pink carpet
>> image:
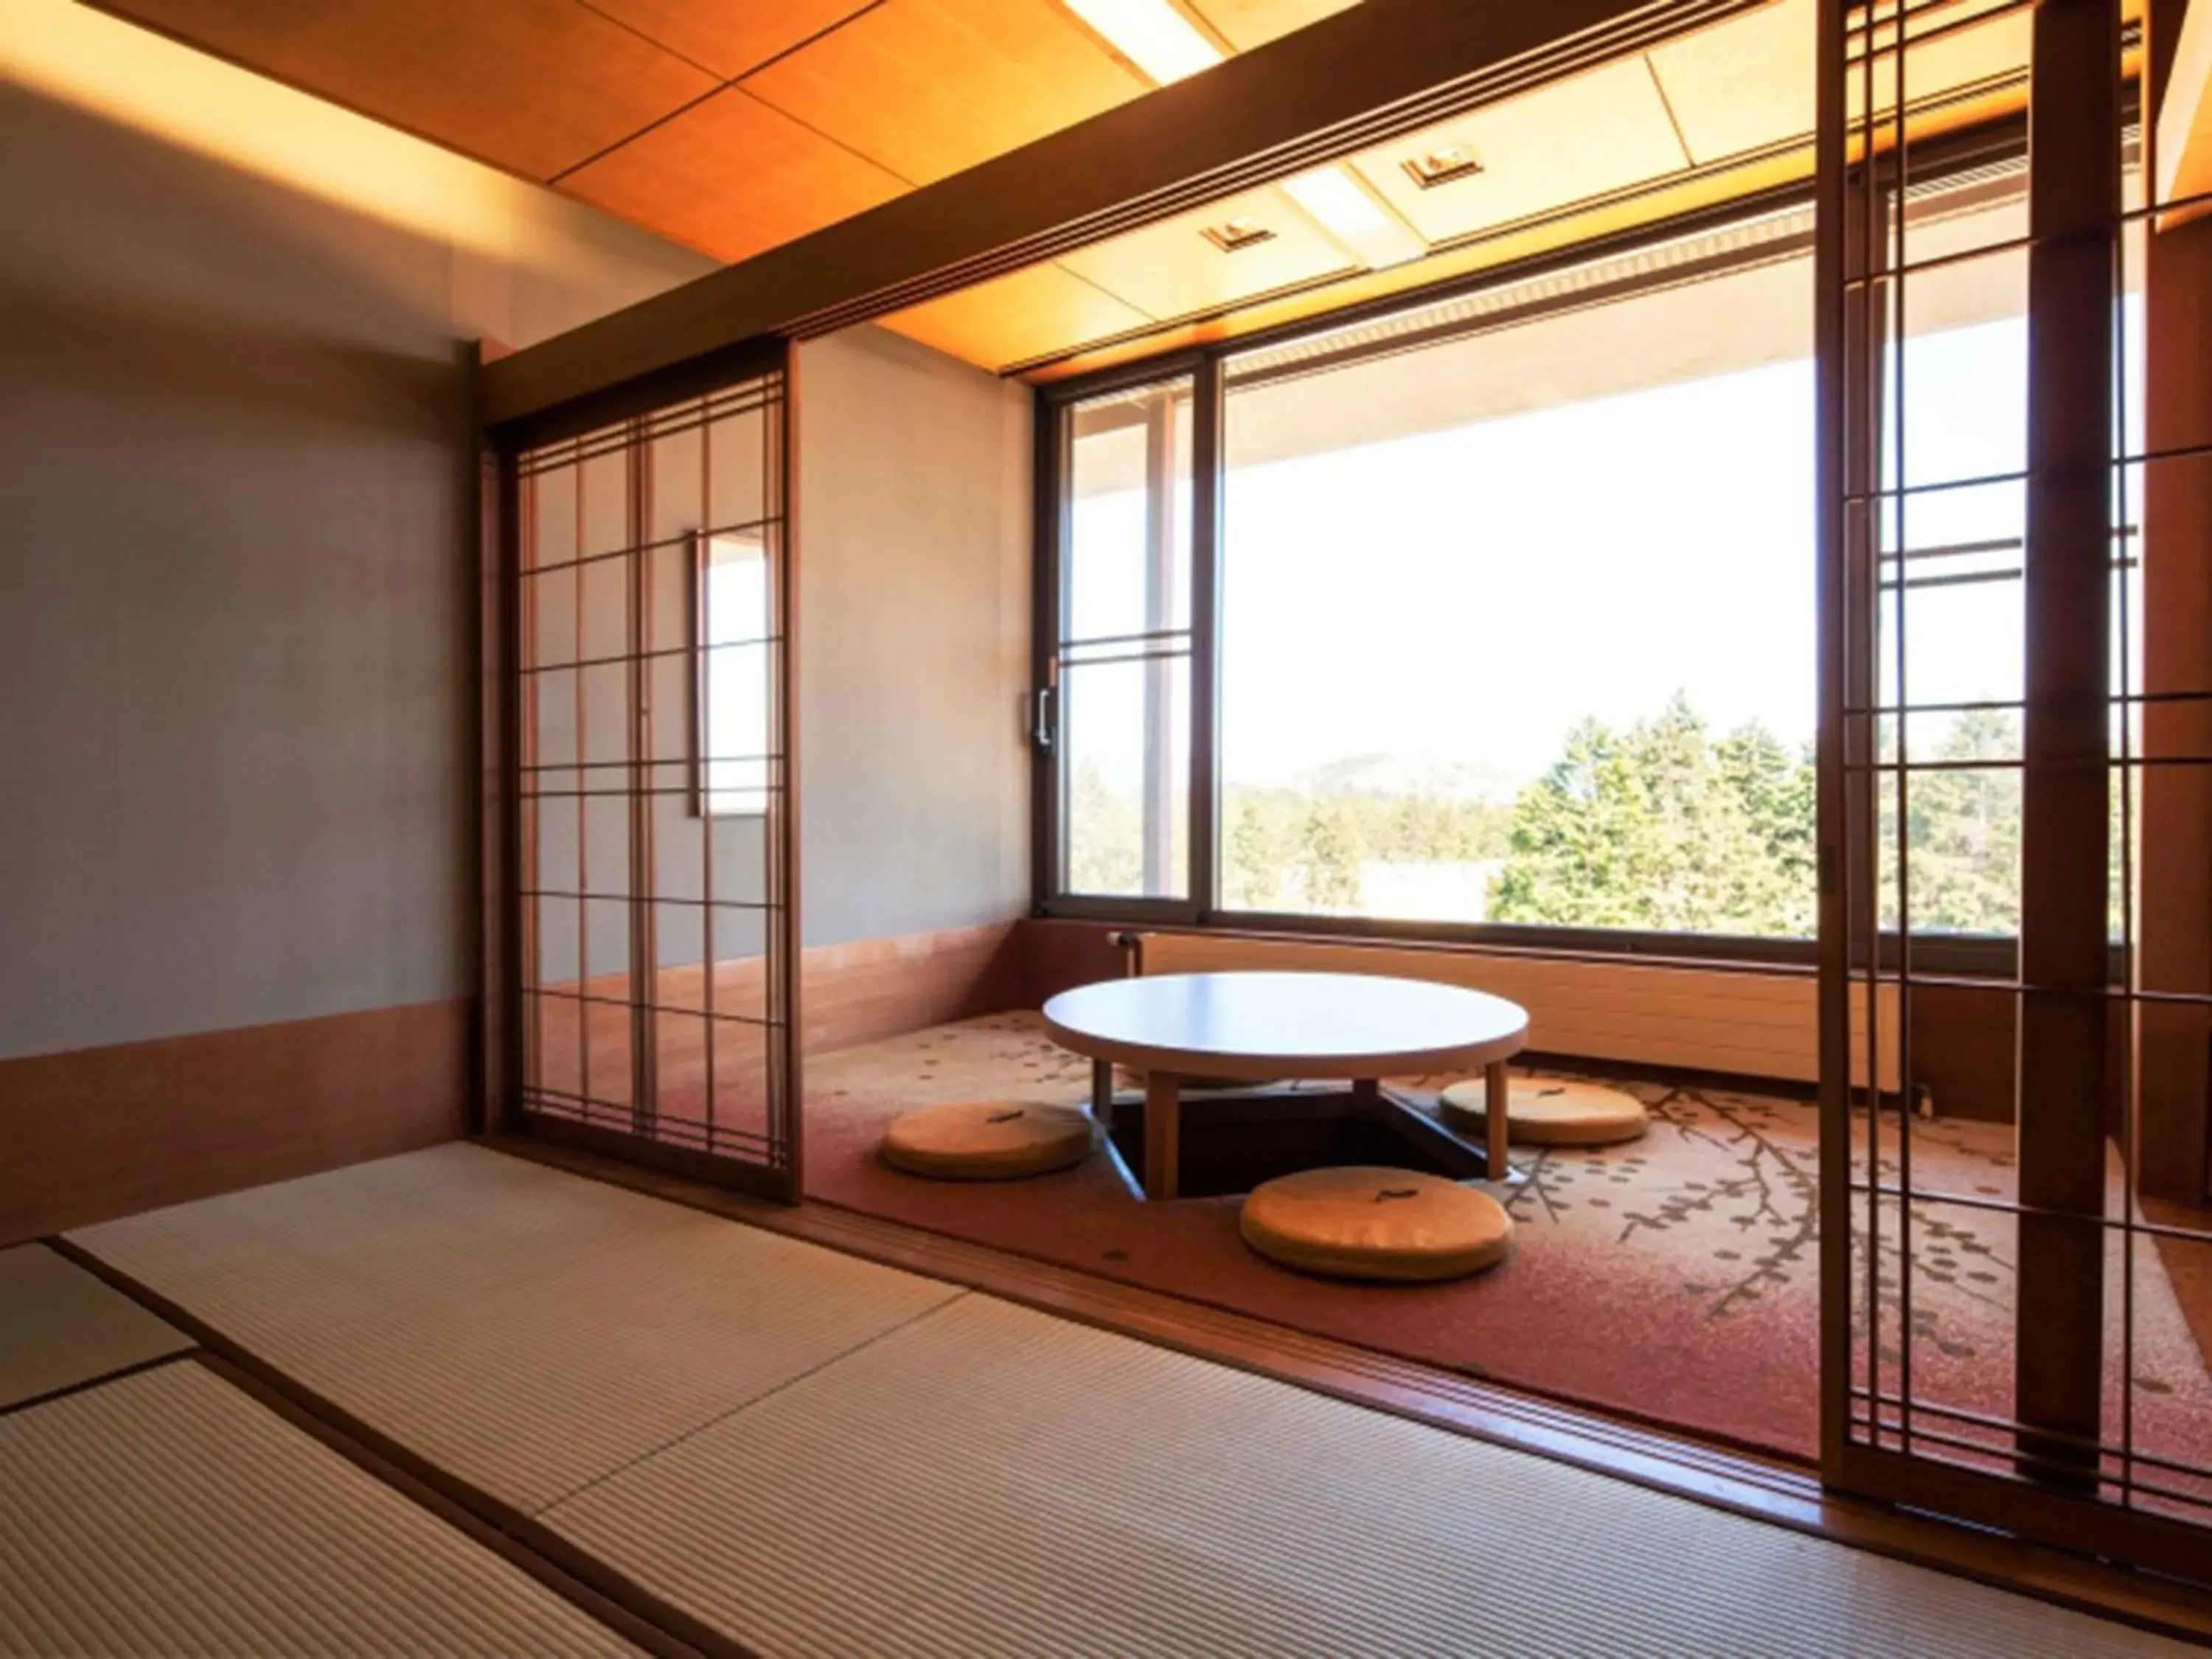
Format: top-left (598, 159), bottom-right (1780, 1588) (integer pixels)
top-left (798, 1012), bottom-right (2212, 1481)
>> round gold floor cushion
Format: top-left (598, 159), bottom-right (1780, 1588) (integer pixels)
top-left (1239, 1167), bottom-right (1513, 1282)
top-left (880, 1100), bottom-right (1096, 1180)
top-left (1436, 1077), bottom-right (1649, 1147)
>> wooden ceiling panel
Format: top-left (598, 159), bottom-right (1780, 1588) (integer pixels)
top-left (562, 89), bottom-right (907, 263)
top-left (880, 262), bottom-right (1153, 371)
top-left (1057, 184), bottom-right (1359, 324)
top-left (740, 0), bottom-right (1151, 185)
top-left (583, 0), bottom-right (877, 80)
top-left (1187, 0), bottom-right (1361, 52)
top-left (1649, 0), bottom-right (1813, 166)
top-left (87, 0), bottom-right (716, 180)
top-left (1348, 55), bottom-right (1691, 246)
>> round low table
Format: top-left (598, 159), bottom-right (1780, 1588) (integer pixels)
top-left (1041, 971), bottom-right (1528, 1200)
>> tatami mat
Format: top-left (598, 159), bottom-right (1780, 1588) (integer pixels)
top-left (72, 1144), bottom-right (963, 1512)
top-left (0, 1243), bottom-right (190, 1411)
top-left (548, 1293), bottom-right (2194, 1659)
top-left (0, 1362), bottom-right (634, 1657)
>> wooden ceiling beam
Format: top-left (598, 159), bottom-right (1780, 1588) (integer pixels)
top-left (481, 0), bottom-right (1762, 432)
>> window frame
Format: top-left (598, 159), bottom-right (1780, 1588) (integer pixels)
top-left (1030, 171), bottom-right (2032, 978)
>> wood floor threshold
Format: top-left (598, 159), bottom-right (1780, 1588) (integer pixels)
top-left (43, 1236), bottom-right (750, 1659)
top-left (482, 1130), bottom-right (2212, 1648)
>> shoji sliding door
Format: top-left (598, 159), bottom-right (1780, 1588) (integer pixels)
top-left (1818, 0), bottom-right (2212, 1574)
top-left (505, 355), bottom-right (801, 1200)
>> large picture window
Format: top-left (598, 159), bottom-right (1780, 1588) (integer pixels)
top-left (1042, 187), bottom-right (2059, 951)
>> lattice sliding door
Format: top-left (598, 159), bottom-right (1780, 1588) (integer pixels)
top-left (505, 357), bottom-right (800, 1200)
top-left (1816, 0), bottom-right (2212, 1576)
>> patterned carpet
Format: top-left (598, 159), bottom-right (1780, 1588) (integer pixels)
top-left (803, 1011), bottom-right (2212, 1477)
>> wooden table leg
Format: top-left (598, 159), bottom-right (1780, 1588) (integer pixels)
top-left (1092, 1058), bottom-right (1115, 1132)
top-left (1485, 1059), bottom-right (1512, 1180)
top-left (1144, 1071), bottom-right (1182, 1200)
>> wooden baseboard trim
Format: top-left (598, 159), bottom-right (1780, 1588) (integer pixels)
top-left (45, 1238), bottom-right (750, 1659)
top-left (0, 999), bottom-right (472, 1246)
top-left (484, 1130), bottom-right (2212, 1647)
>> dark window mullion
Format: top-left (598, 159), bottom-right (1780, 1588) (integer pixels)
top-left (1190, 354), bottom-right (1223, 918)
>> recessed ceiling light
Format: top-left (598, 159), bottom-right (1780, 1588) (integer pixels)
top-left (1403, 145), bottom-right (1484, 189)
top-left (1064, 0), bottom-right (1224, 85)
top-left (1201, 216), bottom-right (1276, 253)
top-left (1280, 167), bottom-right (1427, 269)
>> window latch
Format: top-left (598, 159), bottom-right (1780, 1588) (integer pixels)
top-left (1033, 686), bottom-right (1054, 754)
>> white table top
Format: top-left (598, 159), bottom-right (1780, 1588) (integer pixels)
top-left (1040, 971), bottom-right (1529, 1082)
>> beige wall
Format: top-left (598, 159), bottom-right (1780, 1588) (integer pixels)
top-left (796, 327), bottom-right (1034, 948)
top-left (0, 1), bottom-right (714, 1060)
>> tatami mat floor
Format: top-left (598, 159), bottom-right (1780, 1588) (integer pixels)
top-left (75, 1144), bottom-right (961, 1514)
top-left (0, 1244), bottom-right (188, 1411)
top-left (0, 1363), bottom-right (637, 1657)
top-left (48, 1144), bottom-right (2206, 1655)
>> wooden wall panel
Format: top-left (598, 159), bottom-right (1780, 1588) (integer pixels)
top-left (0, 1001), bottom-right (472, 1248)
top-left (88, 0), bottom-right (715, 181)
top-left (1126, 927), bottom-right (1904, 1089)
top-left (792, 922), bottom-right (1026, 1054)
top-left (544, 922), bottom-right (1027, 1080)
top-left (1020, 917), bottom-right (1135, 1004)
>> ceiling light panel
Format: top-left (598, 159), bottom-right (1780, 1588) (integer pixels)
top-left (1351, 56), bottom-right (1690, 246)
top-left (1645, 0), bottom-right (1813, 166)
top-left (1064, 0), bottom-right (1225, 83)
top-left (1060, 182), bottom-right (1357, 319)
top-left (1280, 167), bottom-right (1427, 268)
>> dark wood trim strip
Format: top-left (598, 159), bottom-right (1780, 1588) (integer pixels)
top-left (1188, 355), bottom-right (1222, 916)
top-left (479, 0), bottom-right (1761, 429)
top-left (519, 1102), bottom-right (795, 1203)
top-left (2014, 0), bottom-right (2121, 1491)
top-left (0, 1348), bottom-right (198, 1422)
top-left (480, 1133), bottom-right (2212, 1646)
top-left (45, 1239), bottom-right (750, 1659)
top-left (479, 344), bottom-right (521, 1138)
